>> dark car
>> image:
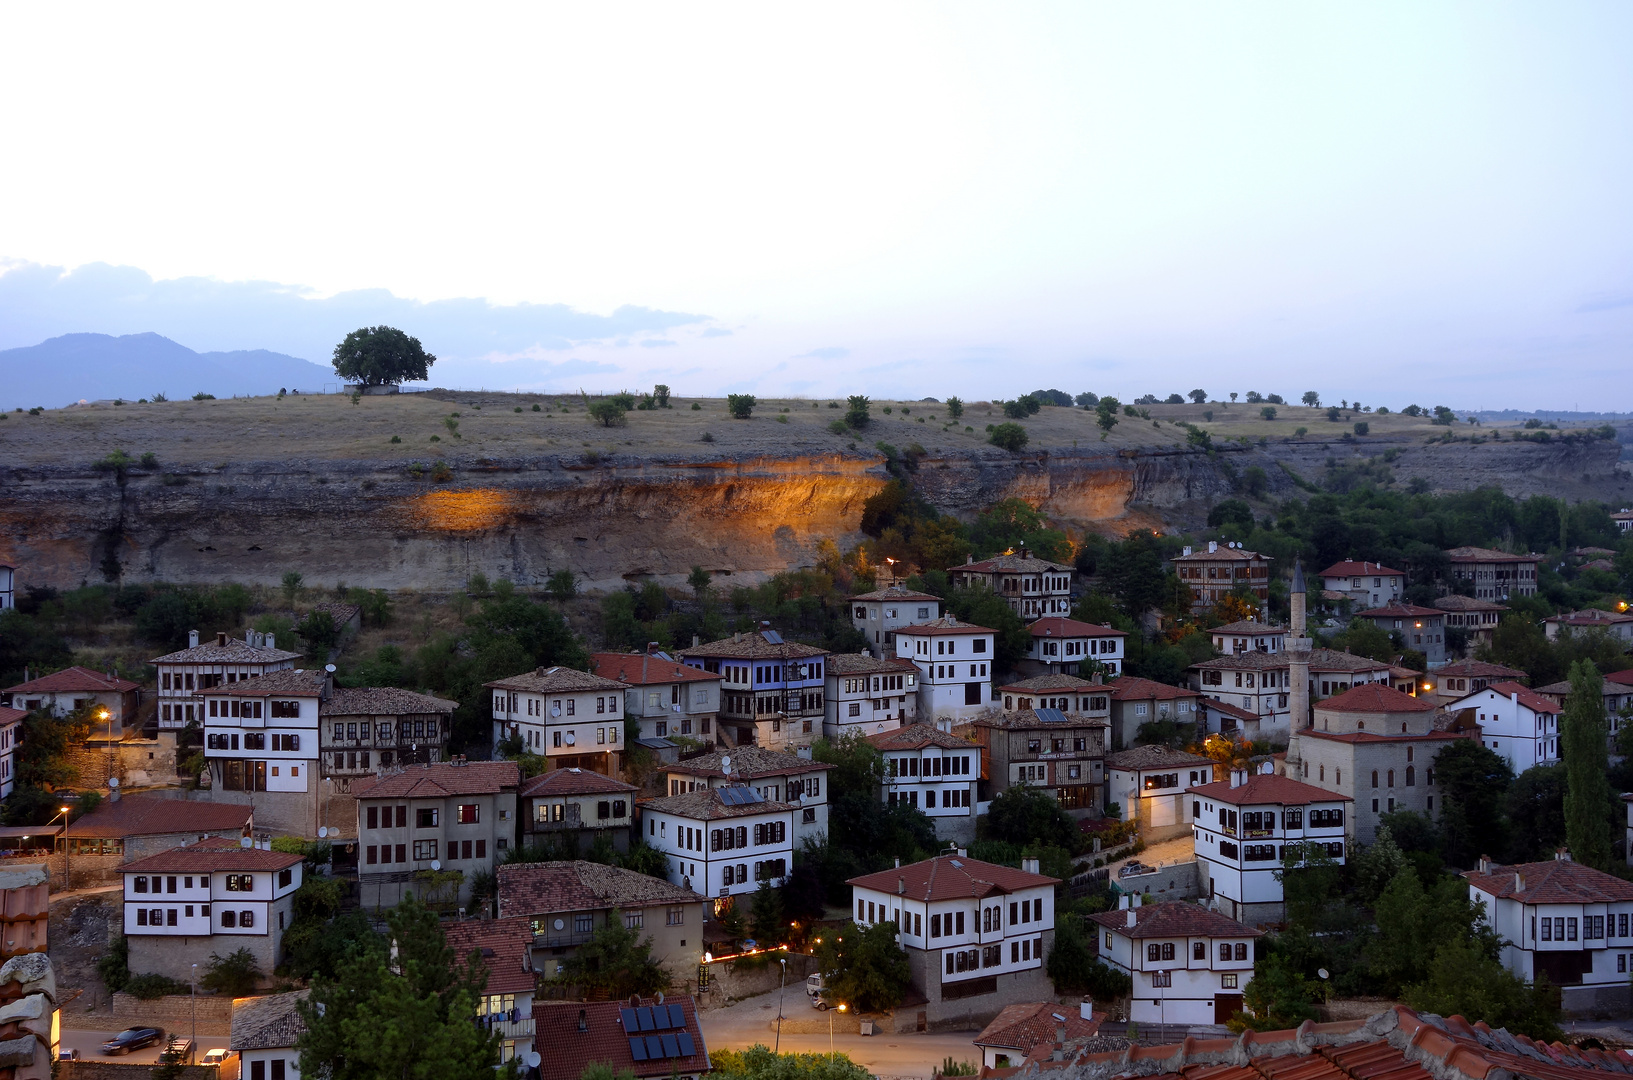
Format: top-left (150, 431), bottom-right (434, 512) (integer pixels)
top-left (102, 1028), bottom-right (164, 1055)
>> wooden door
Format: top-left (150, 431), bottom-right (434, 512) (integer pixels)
top-left (1214, 993), bottom-right (1243, 1024)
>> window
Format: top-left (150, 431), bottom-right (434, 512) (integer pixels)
top-left (134, 876), bottom-right (148, 893)
top-left (278, 867), bottom-right (293, 888)
top-left (221, 910), bottom-right (236, 928)
top-left (458, 804), bottom-right (480, 824)
top-left (624, 911), bottom-right (643, 929)
top-left (225, 874), bottom-right (253, 892)
top-left (1222, 973), bottom-right (1238, 989)
top-left (417, 807), bottom-right (439, 828)
top-left (240, 910), bottom-right (254, 928)
top-left (1234, 943), bottom-right (1247, 960)
top-left (1193, 941), bottom-right (1206, 960)
top-left (413, 839), bottom-right (437, 860)
top-left (1151, 971), bottom-right (1172, 987)
top-left (667, 906), bottom-right (685, 925)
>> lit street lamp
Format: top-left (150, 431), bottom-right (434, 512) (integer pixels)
top-left (51, 805), bottom-right (72, 890)
top-left (775, 957), bottom-right (786, 1052)
top-left (830, 1002), bottom-right (846, 1058)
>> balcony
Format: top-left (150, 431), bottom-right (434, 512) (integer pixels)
top-left (485, 1016), bottom-right (536, 1041)
top-left (531, 926), bottom-right (596, 949)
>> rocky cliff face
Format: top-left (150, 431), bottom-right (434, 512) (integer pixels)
top-left (1, 436), bottom-right (1621, 592)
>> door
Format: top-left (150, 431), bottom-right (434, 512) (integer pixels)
top-left (1214, 993), bottom-right (1243, 1023)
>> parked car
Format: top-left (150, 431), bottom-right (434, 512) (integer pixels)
top-left (56, 1048), bottom-right (79, 1061)
top-left (1117, 861), bottom-right (1151, 878)
top-left (810, 990), bottom-right (833, 1011)
top-left (102, 1027), bottom-right (164, 1055)
top-left (161, 1035), bottom-right (195, 1064)
top-left (202, 1048), bottom-right (232, 1066)
top-left (805, 973), bottom-right (825, 997)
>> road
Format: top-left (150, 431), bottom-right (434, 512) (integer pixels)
top-left (57, 1029), bottom-right (176, 1065)
top-left (700, 990), bottom-right (983, 1077)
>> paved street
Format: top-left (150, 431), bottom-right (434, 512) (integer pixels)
top-left (700, 989), bottom-right (983, 1077)
top-left (56, 1028), bottom-right (205, 1065)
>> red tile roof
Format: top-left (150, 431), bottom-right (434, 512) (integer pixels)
top-left (520, 767), bottom-right (638, 798)
top-left (827, 653), bottom-right (921, 677)
top-left (848, 853), bottom-right (1058, 902)
top-left (1353, 603), bottom-right (1444, 619)
top-left (0, 706), bottom-right (25, 726)
top-left (1172, 547), bottom-right (1267, 563)
top-left (323, 687), bottom-right (456, 715)
top-left (1431, 596), bottom-right (1508, 613)
top-left (1316, 683), bottom-right (1435, 713)
top-left (352, 760), bottom-right (520, 800)
top-left (1319, 560), bottom-right (1406, 578)
top-left (1028, 617), bottom-right (1125, 639)
top-left (1609, 669), bottom-right (1633, 688)
top-left (1300, 728), bottom-right (1469, 746)
top-left (999, 674), bottom-right (1103, 694)
top-left (1210, 620), bottom-right (1286, 635)
top-left (3, 666), bottom-right (140, 695)
top-left (866, 725), bottom-right (977, 752)
top-left (663, 747), bottom-right (831, 780)
top-left (1190, 774), bottom-right (1350, 807)
top-left (195, 669), bottom-right (327, 697)
top-left (1086, 900), bottom-right (1262, 940)
top-left (122, 836), bottom-right (303, 874)
top-left (66, 794), bottom-right (252, 839)
top-left (443, 916), bottom-right (537, 995)
top-left (1104, 745), bottom-right (1210, 771)
top-left (639, 787), bottom-right (797, 821)
top-left (897, 616), bottom-right (996, 637)
top-left (1463, 856), bottom-right (1633, 904)
top-left (590, 652), bottom-right (721, 686)
top-left (530, 997), bottom-right (707, 1080)
top-left (496, 860), bottom-right (703, 917)
top-left (1433, 660), bottom-right (1526, 680)
top-left (484, 666), bottom-right (629, 694)
top-left (1106, 676), bottom-right (1200, 701)
top-left (677, 632), bottom-right (828, 660)
top-left (957, 553), bottom-right (1073, 574)
top-left (1446, 546), bottom-right (1540, 564)
top-left (1543, 608), bottom-right (1633, 627)
top-left (848, 585), bottom-right (941, 602)
top-left (1200, 699), bottom-right (1260, 723)
top-left (1458, 681), bottom-right (1559, 714)
top-left (975, 1002), bottom-right (1100, 1052)
top-left (151, 639), bottom-right (303, 665)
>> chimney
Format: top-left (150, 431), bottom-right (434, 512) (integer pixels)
top-left (966, 554), bottom-right (973, 565)
top-left (1125, 907), bottom-right (1136, 928)
top-left (217, 632), bottom-right (227, 647)
top-left (1208, 541), bottom-right (1218, 554)
top-left (647, 641), bottom-right (660, 655)
top-left (1022, 856), bottom-right (1040, 875)
top-left (898, 877), bottom-right (905, 895)
top-left (1229, 768), bottom-right (1246, 788)
top-left (577, 1008), bottom-right (587, 1033)
top-left (266, 634), bottom-right (275, 650)
top-left (189, 630), bottom-right (200, 648)
top-left (1477, 854), bottom-right (1491, 874)
top-left (894, 856), bottom-right (900, 868)
top-left (1182, 546), bottom-right (1192, 557)
top-left (1556, 848), bottom-right (1571, 862)
top-left (246, 629), bottom-right (254, 645)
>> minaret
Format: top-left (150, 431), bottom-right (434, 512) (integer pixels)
top-left (1284, 559), bottom-right (1312, 778)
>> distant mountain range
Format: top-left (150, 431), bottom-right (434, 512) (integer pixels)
top-left (0, 332), bottom-right (334, 410)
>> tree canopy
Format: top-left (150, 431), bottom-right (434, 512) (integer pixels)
top-left (331, 326), bottom-right (436, 385)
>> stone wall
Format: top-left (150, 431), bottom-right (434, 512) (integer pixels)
top-left (900, 936), bottom-right (1058, 1031)
top-left (112, 991), bottom-right (233, 1035)
top-left (1111, 861), bottom-right (1200, 903)
top-left (67, 734), bottom-right (178, 792)
top-left (126, 916), bottom-right (289, 989)
top-left (697, 952), bottom-right (817, 1008)
top-left (65, 1063), bottom-right (222, 1080)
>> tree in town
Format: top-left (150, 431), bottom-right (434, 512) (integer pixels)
top-left (1099, 529), bottom-right (1168, 618)
top-left (1505, 764), bottom-right (1567, 862)
top-left (1432, 740), bottom-right (1513, 868)
top-left (844, 396), bottom-right (871, 429)
top-left (988, 422), bottom-right (1029, 452)
top-left (331, 326), bottom-right (436, 386)
top-left (1403, 937), bottom-right (1562, 1042)
top-left (750, 879), bottom-right (787, 946)
top-left (815, 919), bottom-right (912, 1013)
top-left (709, 1046), bottom-right (871, 1080)
top-left (297, 609), bottom-right (341, 653)
top-left (297, 895), bottom-right (502, 1080)
top-left (553, 908), bottom-right (669, 998)
top-left (588, 400), bottom-right (628, 427)
top-left (200, 947), bottom-right (263, 997)
top-left (1232, 954), bottom-right (1317, 1031)
top-left (1367, 866), bottom-right (1500, 995)
top-left (1046, 917), bottom-right (1131, 999)
top-left (727, 394), bottom-right (757, 419)
top-left (1561, 659), bottom-right (1615, 869)
top-left (980, 784), bottom-right (1076, 851)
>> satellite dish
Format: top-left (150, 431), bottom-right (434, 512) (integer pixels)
top-left (1317, 968), bottom-right (1330, 980)
top-left (318, 827), bottom-right (329, 838)
top-left (551, 705), bottom-right (561, 717)
top-left (431, 860), bottom-right (442, 871)
top-left (721, 755), bottom-right (732, 775)
top-left (525, 1052), bottom-right (542, 1069)
top-left (240, 837), bottom-right (253, 848)
top-left (565, 732), bottom-right (575, 745)
top-left (553, 918), bottom-right (565, 931)
top-left (325, 664), bottom-right (336, 673)
top-left (107, 777), bottom-right (119, 789)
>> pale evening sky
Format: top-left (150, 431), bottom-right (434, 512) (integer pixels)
top-left (1, 3), bottom-right (1630, 408)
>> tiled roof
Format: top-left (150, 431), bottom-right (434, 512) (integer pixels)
top-left (957, 553), bottom-right (1073, 574)
top-left (1192, 652), bottom-right (1289, 672)
top-left (230, 989), bottom-right (309, 1052)
top-left (1543, 608), bottom-right (1633, 626)
top-left (1464, 856), bottom-right (1633, 904)
top-left (1456, 681), bottom-right (1559, 714)
top-left (1106, 677), bottom-right (1200, 701)
top-left (1210, 620), bottom-right (1286, 635)
top-left (496, 860), bottom-right (702, 917)
top-left (324, 687), bottom-right (456, 716)
top-left (1446, 546), bottom-right (1540, 563)
top-left (1200, 699), bottom-right (1260, 723)
top-left (1309, 649), bottom-right (1393, 673)
top-left (639, 787), bottom-right (797, 821)
top-left (484, 666), bottom-right (628, 694)
top-left (443, 916), bottom-right (536, 995)
top-left (520, 767), bottom-right (638, 798)
top-left (590, 652), bottom-right (721, 686)
top-left (1434, 659), bottom-right (1526, 680)
top-left (1318, 560), bottom-right (1406, 578)
top-left (150, 640), bottom-right (303, 665)
top-left (1316, 683), bottom-right (1435, 713)
top-left (827, 652), bottom-right (922, 676)
top-left (1533, 677), bottom-right (1627, 698)
top-left (1431, 596), bottom-right (1508, 613)
top-left (867, 725), bottom-right (977, 752)
top-left (999, 674), bottom-right (1102, 693)
top-left (848, 585), bottom-right (941, 602)
top-left (664, 746), bottom-right (831, 780)
top-left (1300, 727), bottom-right (1468, 746)
top-left (976, 1002), bottom-right (1101, 1052)
top-left (978, 709), bottom-right (1107, 730)
top-left (123, 836), bottom-right (303, 875)
top-left (1104, 745), bottom-right (1210, 771)
top-left (1029, 617), bottom-right (1126, 639)
top-left (0, 706), bottom-right (25, 726)
top-left (3, 666), bottom-right (141, 695)
top-left (196, 669), bottom-right (327, 697)
top-left (1087, 900), bottom-right (1262, 940)
top-left (678, 633), bottom-right (830, 660)
top-left (307, 601), bottom-right (361, 626)
top-left (1354, 603), bottom-right (1444, 619)
top-left (531, 997), bottom-right (708, 1080)
top-left (1608, 669), bottom-right (1633, 688)
top-left (1172, 547), bottom-right (1266, 563)
top-left (65, 794), bottom-right (251, 839)
top-left (1190, 775), bottom-right (1350, 807)
top-left (352, 761), bottom-right (520, 800)
top-left (898, 616), bottom-right (996, 637)
top-left (849, 853), bottom-right (1058, 901)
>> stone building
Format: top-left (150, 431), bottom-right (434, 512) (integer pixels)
top-left (659, 746), bottom-right (831, 848)
top-left (1105, 745), bottom-right (1212, 839)
top-left (896, 617), bottom-right (996, 725)
top-left (591, 650), bottom-right (721, 747)
top-left (1423, 659), bottom-right (1526, 705)
top-left (1444, 546), bottom-right (1540, 600)
top-left (638, 786), bottom-right (796, 903)
top-left (1170, 543), bottom-right (1271, 615)
top-left (1352, 603), bottom-right (1448, 667)
top-left (970, 708), bottom-right (1107, 816)
top-left (1019, 617), bottom-right (1125, 677)
top-left (57, 793), bottom-right (252, 887)
top-left (1087, 898), bottom-right (1260, 1025)
top-left (486, 666), bottom-right (630, 773)
top-left (1318, 560), bottom-right (1406, 609)
top-left (1432, 596), bottom-right (1508, 650)
top-left (949, 551), bottom-right (1074, 622)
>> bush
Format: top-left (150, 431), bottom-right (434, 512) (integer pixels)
top-left (988, 422), bottom-right (1029, 451)
top-left (845, 395), bottom-right (871, 429)
top-left (1260, 406), bottom-right (1277, 421)
top-left (1353, 421), bottom-right (1369, 436)
top-left (200, 947), bottom-right (262, 996)
top-left (98, 934), bottom-right (131, 992)
top-left (588, 400), bottom-right (628, 427)
top-left (828, 419), bottom-right (848, 434)
top-left (727, 394), bottom-right (756, 419)
top-left (946, 396), bottom-right (964, 419)
top-left (124, 972), bottom-right (192, 999)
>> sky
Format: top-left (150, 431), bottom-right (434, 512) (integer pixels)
top-left (2, 3), bottom-right (1631, 408)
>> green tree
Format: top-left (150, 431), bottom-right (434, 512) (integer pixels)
top-left (1301, 391), bottom-right (1320, 407)
top-left (1367, 866), bottom-right (1499, 994)
top-left (553, 908), bottom-right (669, 997)
top-left (1260, 406), bottom-right (1277, 421)
top-left (1100, 530), bottom-right (1168, 618)
top-left (750, 879), bottom-right (787, 945)
top-left (945, 397), bottom-right (964, 419)
top-left (1561, 659), bottom-right (1615, 869)
top-left (709, 1046), bottom-right (870, 1080)
top-left (588, 400), bottom-right (628, 427)
top-left (297, 609), bottom-right (341, 653)
top-left (1045, 917), bottom-right (1129, 999)
top-left (331, 326), bottom-right (436, 385)
top-left (727, 394), bottom-right (757, 419)
top-left (980, 785), bottom-right (1076, 851)
top-left (1188, 389), bottom-right (1207, 403)
top-left (815, 920), bottom-right (911, 1013)
top-left (1505, 765), bottom-right (1567, 862)
top-left (282, 571), bottom-right (303, 606)
top-left (653, 384), bottom-right (671, 407)
top-left (200, 947), bottom-right (262, 997)
top-left (1403, 937), bottom-right (1562, 1042)
top-left (687, 565), bottom-right (713, 600)
top-left (1233, 954), bottom-right (1317, 1030)
top-left (1433, 740), bottom-right (1513, 868)
top-left (297, 895), bottom-right (502, 1080)
top-left (844, 396), bottom-right (871, 429)
top-left (988, 422), bottom-right (1028, 451)
top-left (546, 569), bottom-right (578, 603)
top-left (1349, 827), bottom-right (1408, 904)
top-left (1094, 397), bottom-right (1120, 433)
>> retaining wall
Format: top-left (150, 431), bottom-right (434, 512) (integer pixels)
top-left (112, 992), bottom-right (233, 1036)
top-left (1110, 861), bottom-right (1200, 902)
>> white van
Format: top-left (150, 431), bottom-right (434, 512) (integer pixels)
top-left (805, 973), bottom-right (825, 996)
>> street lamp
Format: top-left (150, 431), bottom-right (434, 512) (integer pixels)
top-left (831, 1002), bottom-right (846, 1058)
top-left (98, 708), bottom-right (112, 780)
top-left (775, 957), bottom-right (787, 1052)
top-left (191, 963), bottom-right (198, 1051)
top-left (51, 806), bottom-right (72, 891)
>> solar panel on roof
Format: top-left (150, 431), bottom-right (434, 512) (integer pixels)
top-left (620, 1008), bottom-right (639, 1032)
top-left (661, 1034), bottom-right (680, 1058)
top-left (761, 630), bottom-right (783, 644)
top-left (668, 1003), bottom-right (686, 1029)
top-left (645, 1035), bottom-right (664, 1059)
top-left (1035, 707), bottom-right (1067, 724)
top-left (629, 1039), bottom-right (649, 1062)
top-left (636, 1006), bottom-right (655, 1031)
top-left (676, 1032), bottom-right (695, 1057)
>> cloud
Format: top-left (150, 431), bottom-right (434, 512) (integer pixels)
top-left (0, 259), bottom-right (710, 362)
top-left (701, 327), bottom-right (734, 338)
top-left (1575, 292), bottom-right (1633, 314)
top-left (639, 338), bottom-right (678, 348)
top-left (795, 346), bottom-right (849, 360)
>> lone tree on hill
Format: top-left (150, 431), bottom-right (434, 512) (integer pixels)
top-left (331, 326), bottom-right (436, 386)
